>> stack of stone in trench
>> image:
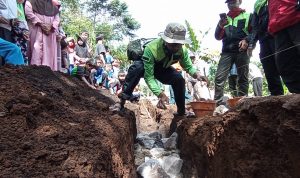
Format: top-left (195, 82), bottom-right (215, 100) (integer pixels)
top-left (135, 131), bottom-right (183, 178)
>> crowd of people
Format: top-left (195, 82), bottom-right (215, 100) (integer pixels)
top-left (0, 0), bottom-right (137, 99)
top-left (1, 0), bottom-right (300, 115)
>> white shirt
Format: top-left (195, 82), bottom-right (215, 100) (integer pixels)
top-left (249, 63), bottom-right (263, 80)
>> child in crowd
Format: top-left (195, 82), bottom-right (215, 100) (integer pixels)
top-left (109, 70), bottom-right (126, 95)
top-left (71, 60), bottom-right (96, 89)
top-left (66, 37), bottom-right (76, 73)
top-left (91, 57), bottom-right (105, 88)
top-left (74, 35), bottom-right (90, 66)
top-left (105, 46), bottom-right (114, 64)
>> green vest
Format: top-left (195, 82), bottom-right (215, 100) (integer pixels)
top-left (224, 12), bottom-right (251, 35)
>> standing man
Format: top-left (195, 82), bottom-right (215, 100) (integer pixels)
top-left (247, 0), bottom-right (284, 96)
top-left (214, 0), bottom-right (252, 106)
top-left (268, 0), bottom-right (300, 93)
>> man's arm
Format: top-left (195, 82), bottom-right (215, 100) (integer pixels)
top-left (142, 47), bottom-right (162, 96)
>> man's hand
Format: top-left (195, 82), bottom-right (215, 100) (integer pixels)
top-left (218, 18), bottom-right (228, 28)
top-left (193, 72), bottom-right (209, 85)
top-left (157, 92), bottom-right (169, 109)
top-left (239, 39), bottom-right (248, 52)
top-left (247, 47), bottom-right (254, 57)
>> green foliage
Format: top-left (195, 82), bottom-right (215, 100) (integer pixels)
top-left (185, 20), bottom-right (199, 53)
top-left (61, 0), bottom-right (80, 10)
top-left (110, 45), bottom-right (130, 69)
top-left (61, 10), bottom-right (96, 46)
top-left (86, 0), bottom-right (140, 40)
top-left (184, 20), bottom-right (212, 63)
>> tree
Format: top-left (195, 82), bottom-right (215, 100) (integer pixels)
top-left (86, 0), bottom-right (140, 40)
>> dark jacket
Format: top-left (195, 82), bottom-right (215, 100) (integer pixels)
top-left (215, 11), bottom-right (253, 53)
top-left (248, 3), bottom-right (271, 48)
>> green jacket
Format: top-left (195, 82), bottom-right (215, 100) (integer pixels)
top-left (142, 38), bottom-right (197, 96)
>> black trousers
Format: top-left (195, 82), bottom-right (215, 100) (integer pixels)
top-left (120, 60), bottom-right (145, 100)
top-left (260, 37), bottom-right (284, 95)
top-left (228, 74), bottom-right (238, 97)
top-left (214, 52), bottom-right (249, 105)
top-left (120, 60), bottom-right (186, 115)
top-left (274, 22), bottom-right (300, 93)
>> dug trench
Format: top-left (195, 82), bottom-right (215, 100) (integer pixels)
top-left (0, 65), bottom-right (299, 177)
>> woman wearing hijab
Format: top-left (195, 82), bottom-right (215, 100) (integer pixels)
top-left (25, 0), bottom-right (60, 70)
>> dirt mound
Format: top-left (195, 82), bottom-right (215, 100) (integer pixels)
top-left (0, 65), bottom-right (137, 178)
top-left (178, 95), bottom-right (300, 178)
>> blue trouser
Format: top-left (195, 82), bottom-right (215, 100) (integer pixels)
top-left (0, 38), bottom-right (24, 65)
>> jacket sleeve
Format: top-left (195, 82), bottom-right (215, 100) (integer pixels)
top-left (248, 12), bottom-right (259, 48)
top-left (245, 13), bottom-right (254, 43)
top-left (143, 47), bottom-right (162, 96)
top-left (214, 23), bottom-right (225, 40)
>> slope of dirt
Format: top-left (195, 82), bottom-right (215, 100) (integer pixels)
top-left (0, 65), bottom-right (137, 178)
top-left (178, 95), bottom-right (300, 178)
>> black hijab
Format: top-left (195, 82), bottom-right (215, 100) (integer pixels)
top-left (28, 0), bottom-right (59, 17)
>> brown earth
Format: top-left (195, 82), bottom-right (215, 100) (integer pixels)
top-left (0, 65), bottom-right (137, 178)
top-left (178, 95), bottom-right (300, 178)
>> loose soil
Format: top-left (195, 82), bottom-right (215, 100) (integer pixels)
top-left (0, 65), bottom-right (137, 178)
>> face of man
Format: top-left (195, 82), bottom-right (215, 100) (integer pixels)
top-left (227, 0), bottom-right (241, 10)
top-left (81, 32), bottom-right (89, 41)
top-left (165, 43), bottom-right (183, 54)
top-left (118, 74), bottom-right (126, 81)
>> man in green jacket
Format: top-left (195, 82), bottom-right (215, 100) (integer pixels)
top-left (111, 23), bottom-right (206, 116)
top-left (143, 23), bottom-right (207, 116)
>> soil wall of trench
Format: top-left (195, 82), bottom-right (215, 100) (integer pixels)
top-left (0, 65), bottom-right (137, 178)
top-left (177, 95), bottom-right (300, 178)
